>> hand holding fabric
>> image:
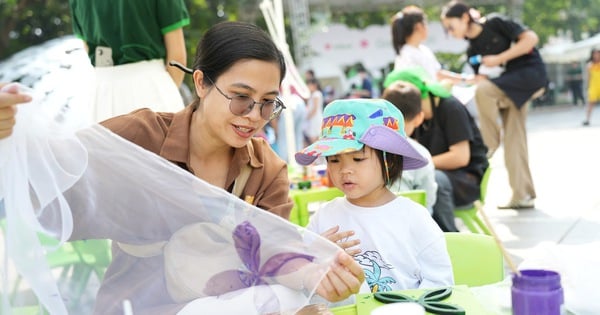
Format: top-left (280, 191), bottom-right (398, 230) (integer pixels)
top-left (316, 251), bottom-right (365, 302)
top-left (0, 83), bottom-right (31, 139)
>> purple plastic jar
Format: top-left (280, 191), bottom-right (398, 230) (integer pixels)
top-left (512, 269), bottom-right (564, 315)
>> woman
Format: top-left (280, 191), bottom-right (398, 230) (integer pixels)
top-left (0, 22), bottom-right (363, 314)
top-left (441, 0), bottom-right (547, 209)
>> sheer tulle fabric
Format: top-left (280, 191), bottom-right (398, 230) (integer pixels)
top-left (0, 84), bottom-right (338, 314)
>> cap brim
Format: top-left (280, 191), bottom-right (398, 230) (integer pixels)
top-left (360, 125), bottom-right (428, 170)
top-left (295, 138), bottom-right (363, 166)
top-left (424, 82), bottom-right (452, 98)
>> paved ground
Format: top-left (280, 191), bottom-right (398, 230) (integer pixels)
top-left (472, 103), bottom-right (600, 269)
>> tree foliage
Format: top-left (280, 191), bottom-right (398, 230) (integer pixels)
top-left (0, 0), bottom-right (72, 60)
top-left (1, 0), bottom-right (599, 62)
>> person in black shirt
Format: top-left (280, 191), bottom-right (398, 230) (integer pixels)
top-left (383, 68), bottom-right (488, 232)
top-left (441, 0), bottom-right (547, 209)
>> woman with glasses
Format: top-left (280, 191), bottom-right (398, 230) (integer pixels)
top-left (441, 0), bottom-right (547, 210)
top-left (0, 21), bottom-right (364, 314)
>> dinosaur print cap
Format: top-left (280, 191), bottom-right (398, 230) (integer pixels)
top-left (295, 98), bottom-right (427, 170)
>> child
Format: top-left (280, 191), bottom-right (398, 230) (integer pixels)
top-left (384, 68), bottom-right (489, 231)
top-left (383, 81), bottom-right (438, 215)
top-left (295, 99), bottom-right (454, 305)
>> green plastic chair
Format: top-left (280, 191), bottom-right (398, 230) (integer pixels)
top-left (453, 167), bottom-right (492, 235)
top-left (67, 239), bottom-right (112, 308)
top-left (444, 232), bottom-right (505, 286)
top-left (2, 220), bottom-right (112, 311)
top-left (290, 187), bottom-right (344, 226)
top-left (396, 189), bottom-right (427, 207)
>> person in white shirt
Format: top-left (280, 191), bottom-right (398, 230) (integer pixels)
top-left (295, 98), bottom-right (454, 307)
top-left (391, 5), bottom-right (470, 84)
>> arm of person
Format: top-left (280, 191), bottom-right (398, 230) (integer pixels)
top-left (164, 28), bottom-right (187, 87)
top-left (0, 83), bottom-right (32, 139)
top-left (431, 140), bottom-right (470, 170)
top-left (482, 30), bottom-right (539, 67)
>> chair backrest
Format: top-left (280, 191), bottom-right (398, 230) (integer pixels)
top-left (396, 189), bottom-right (427, 207)
top-left (444, 232), bottom-right (504, 286)
top-left (291, 187), bottom-right (345, 226)
top-left (479, 167), bottom-right (492, 203)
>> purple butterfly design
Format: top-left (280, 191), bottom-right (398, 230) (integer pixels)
top-left (204, 220), bottom-right (315, 296)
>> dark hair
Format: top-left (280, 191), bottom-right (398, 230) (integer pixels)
top-left (441, 0), bottom-right (475, 23)
top-left (382, 81), bottom-right (422, 121)
top-left (376, 150), bottom-right (403, 186)
top-left (590, 48), bottom-right (600, 62)
top-left (306, 78), bottom-right (321, 90)
top-left (191, 21), bottom-right (286, 107)
top-left (390, 6), bottom-right (426, 54)
top-left (327, 147), bottom-right (404, 186)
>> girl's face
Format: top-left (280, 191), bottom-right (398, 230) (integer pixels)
top-left (441, 14), bottom-right (469, 39)
top-left (593, 51), bottom-right (600, 62)
top-left (193, 59), bottom-right (281, 148)
top-left (326, 146), bottom-right (389, 207)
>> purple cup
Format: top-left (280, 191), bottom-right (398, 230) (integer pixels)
top-left (512, 269), bottom-right (564, 315)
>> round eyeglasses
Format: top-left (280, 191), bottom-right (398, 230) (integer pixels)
top-left (205, 76), bottom-right (286, 121)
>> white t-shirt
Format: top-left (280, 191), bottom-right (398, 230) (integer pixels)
top-left (307, 196), bottom-right (454, 306)
top-left (394, 44), bottom-right (441, 80)
top-left (389, 138), bottom-right (437, 214)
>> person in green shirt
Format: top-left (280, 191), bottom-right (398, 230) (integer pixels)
top-left (69, 0), bottom-right (190, 122)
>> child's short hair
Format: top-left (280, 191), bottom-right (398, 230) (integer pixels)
top-left (382, 81), bottom-right (422, 120)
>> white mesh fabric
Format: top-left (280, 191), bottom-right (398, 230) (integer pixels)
top-left (0, 84), bottom-right (339, 315)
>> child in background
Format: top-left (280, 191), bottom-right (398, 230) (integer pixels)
top-left (583, 49), bottom-right (600, 126)
top-left (295, 99), bottom-right (454, 306)
top-left (383, 81), bottom-right (438, 214)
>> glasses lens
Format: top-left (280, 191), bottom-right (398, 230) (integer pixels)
top-left (268, 99), bottom-right (285, 120)
top-left (260, 101), bottom-right (277, 120)
top-left (230, 95), bottom-right (254, 116)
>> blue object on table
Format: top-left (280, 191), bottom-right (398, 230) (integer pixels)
top-left (373, 287), bottom-right (465, 315)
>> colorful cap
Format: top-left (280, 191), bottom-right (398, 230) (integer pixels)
top-left (295, 99), bottom-right (428, 170)
top-left (383, 67), bottom-right (452, 99)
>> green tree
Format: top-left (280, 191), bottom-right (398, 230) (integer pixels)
top-left (0, 0), bottom-right (72, 60)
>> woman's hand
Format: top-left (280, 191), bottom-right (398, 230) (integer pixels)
top-left (0, 83), bottom-right (31, 139)
top-left (316, 251), bottom-right (365, 302)
top-left (321, 225), bottom-right (361, 256)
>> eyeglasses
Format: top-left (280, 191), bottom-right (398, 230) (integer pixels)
top-left (205, 76), bottom-right (286, 121)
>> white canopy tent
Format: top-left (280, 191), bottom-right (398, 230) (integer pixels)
top-left (260, 0), bottom-right (311, 166)
top-left (541, 34), bottom-right (600, 63)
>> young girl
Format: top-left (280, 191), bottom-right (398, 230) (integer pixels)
top-left (583, 49), bottom-right (600, 126)
top-left (295, 99), bottom-right (454, 305)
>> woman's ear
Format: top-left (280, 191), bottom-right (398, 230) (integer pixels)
top-left (193, 70), bottom-right (207, 99)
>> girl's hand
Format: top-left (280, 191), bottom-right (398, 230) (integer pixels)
top-left (0, 83), bottom-right (32, 139)
top-left (321, 225), bottom-right (361, 256)
top-left (316, 251), bottom-right (365, 302)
